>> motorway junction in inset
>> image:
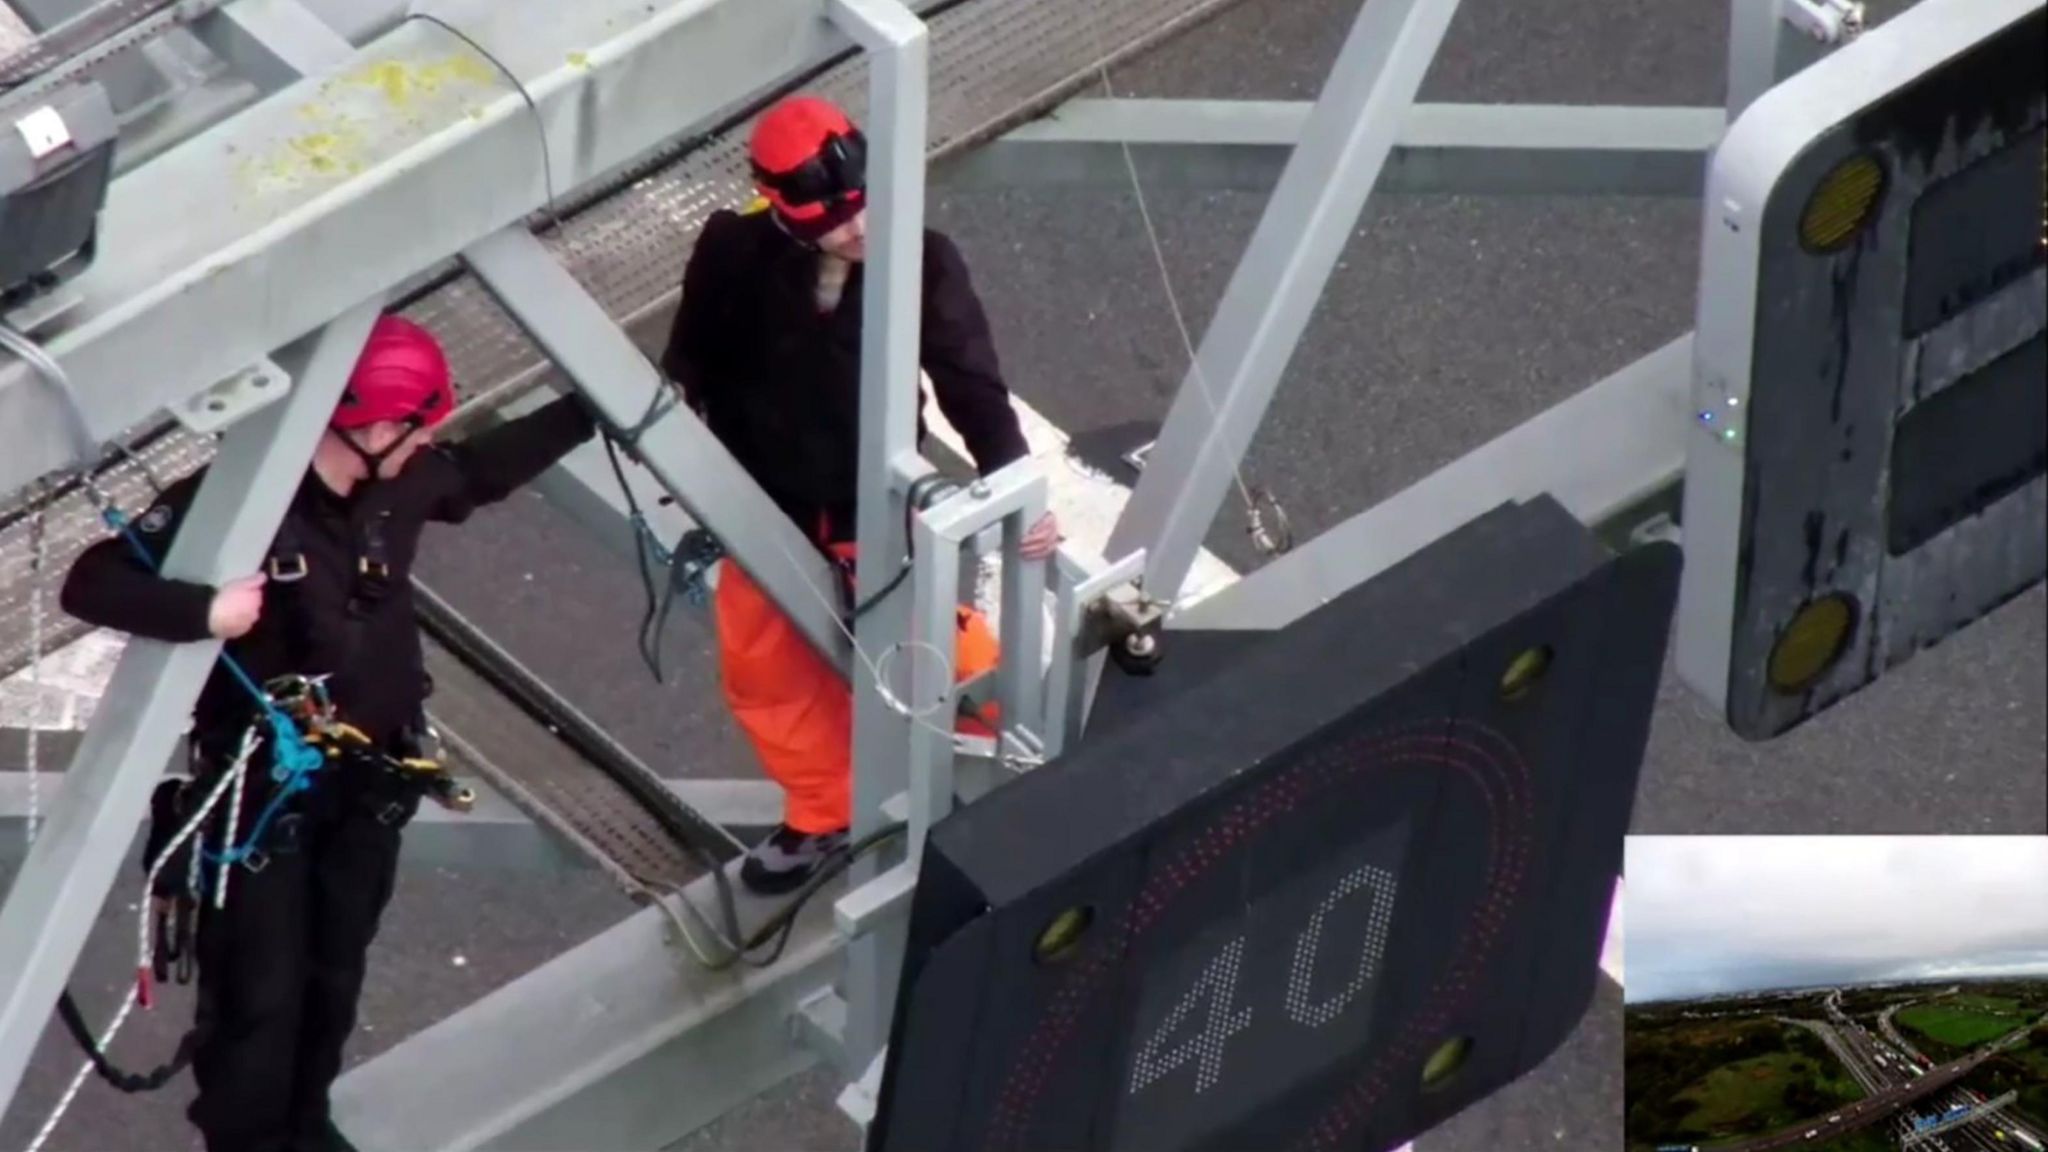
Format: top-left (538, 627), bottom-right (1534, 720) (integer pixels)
top-left (1626, 979), bottom-right (2048, 1152)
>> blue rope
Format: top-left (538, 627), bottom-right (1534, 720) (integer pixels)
top-left (97, 504), bottom-right (325, 865)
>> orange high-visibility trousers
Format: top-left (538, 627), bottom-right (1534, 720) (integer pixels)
top-left (713, 543), bottom-right (1000, 834)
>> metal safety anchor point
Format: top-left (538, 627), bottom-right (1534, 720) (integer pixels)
top-left (1781, 0), bottom-right (1864, 44)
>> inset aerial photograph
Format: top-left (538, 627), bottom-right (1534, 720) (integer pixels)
top-left (1624, 837), bottom-right (2048, 1152)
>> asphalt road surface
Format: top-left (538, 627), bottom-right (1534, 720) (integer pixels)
top-left (3, 0), bottom-right (2043, 1149)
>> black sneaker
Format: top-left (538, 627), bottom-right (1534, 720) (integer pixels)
top-left (740, 824), bottom-right (849, 896)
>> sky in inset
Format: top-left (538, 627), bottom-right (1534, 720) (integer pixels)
top-left (1623, 837), bottom-right (2048, 1003)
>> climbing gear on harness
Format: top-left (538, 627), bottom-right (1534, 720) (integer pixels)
top-left (598, 418), bottom-right (727, 684)
top-left (262, 673), bottom-right (476, 816)
top-left (351, 508), bottom-right (397, 614)
top-left (33, 726), bottom-right (261, 1152)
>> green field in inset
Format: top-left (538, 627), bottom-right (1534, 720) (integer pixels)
top-left (1676, 1051), bottom-right (1864, 1136)
top-left (1898, 1001), bottom-right (2025, 1048)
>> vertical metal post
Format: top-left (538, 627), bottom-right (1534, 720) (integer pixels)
top-left (993, 486), bottom-right (1048, 749)
top-left (1104, 0), bottom-right (1467, 608)
top-left (825, 0), bottom-right (929, 1077)
top-left (1725, 0), bottom-right (1831, 121)
top-left (906, 510), bottom-right (961, 860)
top-left (0, 304), bottom-right (379, 1119)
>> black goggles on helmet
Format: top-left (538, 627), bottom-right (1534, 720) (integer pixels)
top-left (753, 129), bottom-right (868, 208)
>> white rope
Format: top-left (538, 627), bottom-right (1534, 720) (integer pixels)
top-left (1083, 0), bottom-right (1265, 529)
top-left (24, 729), bottom-right (261, 1152)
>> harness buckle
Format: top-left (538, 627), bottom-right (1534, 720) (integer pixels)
top-left (357, 557), bottom-right (391, 580)
top-left (267, 553), bottom-right (308, 582)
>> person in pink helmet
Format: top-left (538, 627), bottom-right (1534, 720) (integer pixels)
top-left (59, 314), bottom-right (597, 1152)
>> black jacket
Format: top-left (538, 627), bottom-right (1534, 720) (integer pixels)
top-left (659, 208), bottom-right (1030, 543)
top-left (59, 396), bottom-right (597, 755)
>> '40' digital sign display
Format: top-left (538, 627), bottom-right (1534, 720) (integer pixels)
top-left (1112, 820), bottom-right (1408, 1149)
top-left (868, 496), bottom-right (1682, 1152)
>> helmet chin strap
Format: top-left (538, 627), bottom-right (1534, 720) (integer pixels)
top-left (337, 420), bottom-right (421, 486)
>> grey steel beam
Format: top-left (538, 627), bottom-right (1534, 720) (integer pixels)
top-left (933, 99), bottom-right (1724, 197)
top-left (1104, 0), bottom-right (1467, 609)
top-left (7, 0), bottom-right (178, 118)
top-left (0, 303), bottom-right (380, 1120)
top-left (3, 772), bottom-right (781, 872)
top-left (459, 227), bottom-right (851, 671)
top-left (189, 0), bottom-right (352, 93)
top-left (1175, 334), bottom-right (1692, 632)
top-left (827, 0), bottom-right (930, 1084)
top-left (0, 0), bottom-right (934, 503)
top-left (332, 867), bottom-right (845, 1152)
top-left (826, 0), bottom-right (931, 1084)
top-left (289, 0), bottom-right (413, 47)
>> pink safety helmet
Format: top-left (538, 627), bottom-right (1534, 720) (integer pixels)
top-left (331, 315), bottom-right (455, 431)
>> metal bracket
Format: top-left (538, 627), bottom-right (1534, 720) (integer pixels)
top-left (793, 987), bottom-right (849, 1074)
top-left (834, 858), bottom-right (918, 940)
top-left (1628, 512), bottom-right (1682, 551)
top-left (1122, 438), bottom-right (1155, 474)
top-left (1781, 0), bottom-right (1863, 44)
top-left (1093, 579), bottom-right (1168, 643)
top-left (836, 1045), bottom-right (890, 1131)
top-left (172, 357), bottom-right (291, 435)
top-left (0, 284), bottom-right (84, 336)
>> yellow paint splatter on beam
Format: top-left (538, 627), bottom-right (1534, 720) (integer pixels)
top-left (343, 54), bottom-right (499, 110)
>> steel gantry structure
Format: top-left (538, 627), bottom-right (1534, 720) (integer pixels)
top-left (2, 0), bottom-right (2041, 1148)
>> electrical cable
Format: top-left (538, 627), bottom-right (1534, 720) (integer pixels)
top-left (662, 822), bottom-right (908, 972)
top-left (399, 11), bottom-right (561, 233)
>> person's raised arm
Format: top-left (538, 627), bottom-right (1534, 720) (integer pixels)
top-left (919, 231), bottom-right (1060, 559)
top-left (59, 472), bottom-right (259, 643)
top-left (424, 395), bottom-right (599, 523)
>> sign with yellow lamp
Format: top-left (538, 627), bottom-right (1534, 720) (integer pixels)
top-left (1675, 0), bottom-right (2046, 741)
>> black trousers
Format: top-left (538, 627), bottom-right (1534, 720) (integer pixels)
top-left (181, 761), bottom-right (418, 1152)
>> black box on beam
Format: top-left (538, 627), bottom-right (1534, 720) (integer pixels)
top-left (868, 495), bottom-right (1681, 1152)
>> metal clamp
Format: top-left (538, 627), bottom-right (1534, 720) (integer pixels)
top-left (1781, 0), bottom-right (1864, 44)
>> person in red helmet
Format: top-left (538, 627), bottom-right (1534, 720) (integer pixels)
top-left (660, 94), bottom-right (1060, 895)
top-left (59, 313), bottom-right (598, 1152)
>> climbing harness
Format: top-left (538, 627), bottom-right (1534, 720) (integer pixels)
top-left (31, 675), bottom-right (476, 1149)
top-left (28, 725), bottom-right (262, 1152)
top-left (0, 319), bottom-right (465, 1148)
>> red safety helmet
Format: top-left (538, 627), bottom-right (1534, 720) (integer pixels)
top-left (749, 96), bottom-right (866, 242)
top-left (332, 315), bottom-right (455, 432)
